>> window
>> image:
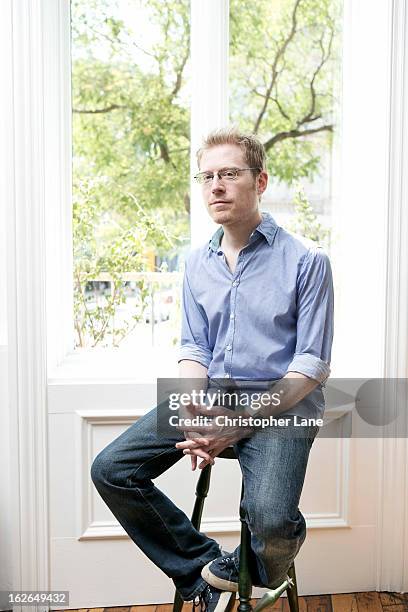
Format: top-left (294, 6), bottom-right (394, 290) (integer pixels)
top-left (70, 0), bottom-right (343, 359)
top-left (71, 0), bottom-right (190, 350)
top-left (229, 0), bottom-right (342, 245)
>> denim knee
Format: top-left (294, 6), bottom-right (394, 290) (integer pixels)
top-left (90, 448), bottom-right (119, 489)
top-left (248, 506), bottom-right (305, 542)
top-left (90, 450), bottom-right (106, 488)
top-left (91, 442), bottom-right (149, 491)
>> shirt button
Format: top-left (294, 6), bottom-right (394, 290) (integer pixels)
top-left (217, 250), bottom-right (223, 256)
top-left (232, 281), bottom-right (238, 287)
top-left (226, 344), bottom-right (232, 351)
top-left (230, 313), bottom-right (235, 320)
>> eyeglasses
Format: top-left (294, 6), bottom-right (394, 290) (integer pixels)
top-left (193, 167), bottom-right (261, 185)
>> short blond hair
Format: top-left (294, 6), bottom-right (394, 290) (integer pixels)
top-left (196, 127), bottom-right (266, 177)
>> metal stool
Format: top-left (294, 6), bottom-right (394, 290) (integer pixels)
top-left (173, 447), bottom-right (299, 612)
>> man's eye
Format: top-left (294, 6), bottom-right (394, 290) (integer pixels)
top-left (222, 170), bottom-right (237, 179)
top-left (203, 173), bottom-right (214, 182)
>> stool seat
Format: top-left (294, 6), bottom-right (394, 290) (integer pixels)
top-left (218, 446), bottom-right (238, 460)
top-left (173, 449), bottom-right (300, 612)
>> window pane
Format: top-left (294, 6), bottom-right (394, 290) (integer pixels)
top-left (229, 0), bottom-right (343, 247)
top-left (71, 0), bottom-right (190, 350)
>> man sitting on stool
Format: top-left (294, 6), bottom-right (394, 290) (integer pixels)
top-left (91, 127), bottom-right (334, 612)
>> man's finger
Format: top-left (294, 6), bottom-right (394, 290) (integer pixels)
top-left (191, 455), bottom-right (197, 471)
top-left (183, 447), bottom-right (214, 464)
top-left (180, 423), bottom-right (218, 434)
top-left (183, 447), bottom-right (211, 460)
top-left (198, 457), bottom-right (215, 469)
top-left (176, 438), bottom-right (210, 449)
top-left (198, 445), bottom-right (226, 469)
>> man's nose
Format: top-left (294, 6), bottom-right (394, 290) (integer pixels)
top-left (211, 175), bottom-right (225, 192)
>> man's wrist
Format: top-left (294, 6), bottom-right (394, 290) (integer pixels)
top-left (240, 383), bottom-right (287, 419)
top-left (232, 408), bottom-right (256, 437)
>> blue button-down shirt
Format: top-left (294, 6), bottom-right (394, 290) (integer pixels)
top-left (178, 212), bottom-right (334, 418)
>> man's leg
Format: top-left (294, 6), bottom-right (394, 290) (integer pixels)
top-left (90, 402), bottom-right (222, 601)
top-left (234, 418), bottom-right (319, 588)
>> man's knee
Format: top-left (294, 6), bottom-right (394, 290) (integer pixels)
top-left (90, 448), bottom-right (115, 489)
top-left (249, 506), bottom-right (306, 542)
top-left (91, 435), bottom-right (149, 491)
top-left (90, 441), bottom-right (133, 490)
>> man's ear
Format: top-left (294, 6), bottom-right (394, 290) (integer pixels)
top-left (257, 170), bottom-right (268, 195)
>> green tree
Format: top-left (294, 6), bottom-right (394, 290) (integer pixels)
top-left (71, 0), bottom-right (342, 347)
top-left (71, 0), bottom-right (191, 223)
top-left (230, 0), bottom-right (342, 183)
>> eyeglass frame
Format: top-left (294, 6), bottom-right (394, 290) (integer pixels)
top-left (193, 167), bottom-right (262, 185)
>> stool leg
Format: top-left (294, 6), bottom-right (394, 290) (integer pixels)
top-left (173, 591), bottom-right (184, 612)
top-left (286, 564), bottom-right (299, 612)
top-left (238, 481), bottom-right (252, 612)
top-left (173, 465), bottom-right (213, 612)
top-left (191, 464), bottom-right (212, 529)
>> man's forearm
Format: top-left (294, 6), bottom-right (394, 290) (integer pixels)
top-left (178, 359), bottom-right (209, 396)
top-left (178, 359), bottom-right (208, 380)
top-left (256, 371), bottom-right (319, 418)
top-left (176, 364), bottom-right (318, 415)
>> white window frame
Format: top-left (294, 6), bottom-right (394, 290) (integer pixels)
top-left (45, 0), bottom-right (230, 380)
top-left (2, 0), bottom-right (408, 596)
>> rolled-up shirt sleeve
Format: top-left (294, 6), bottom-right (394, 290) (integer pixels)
top-left (178, 259), bottom-right (213, 368)
top-left (286, 247), bottom-right (334, 383)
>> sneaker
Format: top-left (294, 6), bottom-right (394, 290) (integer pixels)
top-left (201, 554), bottom-right (239, 593)
top-left (193, 584), bottom-right (235, 612)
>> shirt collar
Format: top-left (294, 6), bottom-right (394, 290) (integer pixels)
top-left (208, 211), bottom-right (279, 252)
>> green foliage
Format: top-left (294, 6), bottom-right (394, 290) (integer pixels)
top-left (71, 0), bottom-right (341, 347)
top-left (73, 176), bottom-right (177, 347)
top-left (71, 0), bottom-right (191, 229)
top-left (288, 183), bottom-right (331, 247)
top-left (71, 0), bottom-right (190, 347)
top-left (230, 0), bottom-right (342, 183)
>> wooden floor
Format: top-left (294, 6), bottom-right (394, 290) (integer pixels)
top-left (62, 592), bottom-right (408, 612)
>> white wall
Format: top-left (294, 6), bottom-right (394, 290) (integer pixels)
top-left (0, 0), bottom-right (12, 594)
top-left (0, 347), bottom-right (11, 594)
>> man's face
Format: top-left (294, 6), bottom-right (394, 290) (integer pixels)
top-left (198, 144), bottom-right (268, 227)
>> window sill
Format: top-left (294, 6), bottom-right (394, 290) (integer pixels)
top-left (47, 346), bottom-right (179, 385)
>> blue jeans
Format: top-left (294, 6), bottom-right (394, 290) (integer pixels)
top-left (90, 401), bottom-right (318, 601)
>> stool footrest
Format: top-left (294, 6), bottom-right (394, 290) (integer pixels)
top-left (252, 578), bottom-right (293, 612)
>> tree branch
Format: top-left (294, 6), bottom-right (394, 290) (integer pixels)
top-left (253, 0), bottom-right (302, 133)
top-left (271, 96), bottom-right (291, 122)
top-left (73, 104), bottom-right (126, 114)
top-left (296, 26), bottom-right (335, 128)
top-left (159, 141), bottom-right (170, 163)
top-left (171, 35), bottom-right (190, 98)
top-left (131, 40), bottom-right (159, 60)
top-left (85, 23), bottom-right (160, 64)
top-left (263, 124), bottom-right (333, 150)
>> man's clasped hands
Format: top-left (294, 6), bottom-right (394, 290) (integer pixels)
top-left (175, 402), bottom-right (252, 471)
